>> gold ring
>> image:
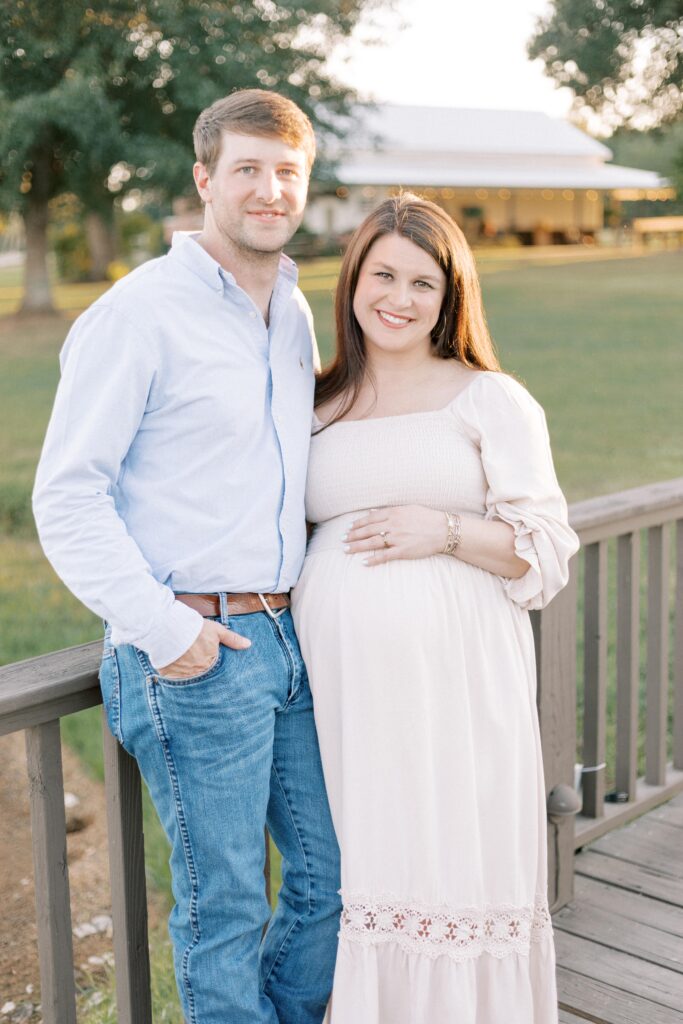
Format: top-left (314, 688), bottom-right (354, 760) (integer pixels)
top-left (380, 530), bottom-right (390, 548)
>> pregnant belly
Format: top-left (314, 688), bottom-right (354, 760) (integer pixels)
top-left (293, 513), bottom-right (532, 663)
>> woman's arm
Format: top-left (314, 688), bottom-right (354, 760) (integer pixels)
top-left (342, 505), bottom-right (530, 579)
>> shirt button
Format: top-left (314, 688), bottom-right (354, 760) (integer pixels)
top-left (249, 311), bottom-right (257, 319)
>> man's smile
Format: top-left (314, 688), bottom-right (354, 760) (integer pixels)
top-left (247, 209), bottom-right (286, 221)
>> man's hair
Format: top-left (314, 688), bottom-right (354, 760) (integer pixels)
top-left (193, 89), bottom-right (316, 176)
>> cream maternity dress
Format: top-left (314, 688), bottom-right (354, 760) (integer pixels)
top-left (291, 371), bottom-right (579, 1024)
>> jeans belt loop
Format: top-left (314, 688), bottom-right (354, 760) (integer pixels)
top-left (258, 592), bottom-right (287, 620)
top-left (218, 592), bottom-right (229, 626)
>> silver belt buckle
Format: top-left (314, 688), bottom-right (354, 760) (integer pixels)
top-left (257, 593), bottom-right (287, 619)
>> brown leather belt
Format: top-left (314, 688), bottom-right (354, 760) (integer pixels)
top-left (175, 592), bottom-right (290, 617)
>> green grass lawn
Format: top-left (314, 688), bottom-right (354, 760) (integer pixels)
top-left (1, 250), bottom-right (681, 1018)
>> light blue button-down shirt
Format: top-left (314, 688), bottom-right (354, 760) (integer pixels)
top-left (33, 233), bottom-right (317, 667)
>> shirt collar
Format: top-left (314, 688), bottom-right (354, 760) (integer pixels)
top-left (169, 231), bottom-right (299, 295)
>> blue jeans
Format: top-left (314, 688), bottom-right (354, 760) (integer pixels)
top-left (99, 604), bottom-right (341, 1024)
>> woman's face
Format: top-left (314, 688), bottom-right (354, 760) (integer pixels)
top-left (352, 232), bottom-right (447, 359)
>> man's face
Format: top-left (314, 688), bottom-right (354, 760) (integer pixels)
top-left (194, 132), bottom-right (310, 255)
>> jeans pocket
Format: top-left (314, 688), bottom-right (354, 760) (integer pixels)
top-left (99, 647), bottom-right (123, 744)
top-left (147, 645), bottom-right (227, 688)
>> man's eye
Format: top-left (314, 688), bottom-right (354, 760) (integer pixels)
top-left (238, 166), bottom-right (256, 174)
top-left (278, 168), bottom-right (297, 177)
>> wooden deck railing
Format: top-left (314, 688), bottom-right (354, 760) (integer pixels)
top-left (535, 477), bottom-right (683, 912)
top-left (1, 476), bottom-right (683, 1020)
top-left (0, 646), bottom-right (150, 1023)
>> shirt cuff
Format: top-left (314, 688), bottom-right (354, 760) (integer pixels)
top-left (134, 600), bottom-right (205, 669)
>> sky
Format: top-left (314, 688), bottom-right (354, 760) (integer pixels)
top-left (326, 0), bottom-right (576, 120)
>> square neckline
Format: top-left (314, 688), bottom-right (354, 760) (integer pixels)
top-left (312, 370), bottom-right (495, 428)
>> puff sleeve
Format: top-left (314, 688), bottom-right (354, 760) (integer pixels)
top-left (456, 372), bottom-right (579, 610)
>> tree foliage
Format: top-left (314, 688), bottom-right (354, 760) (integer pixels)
top-left (0, 0), bottom-right (383, 213)
top-left (528, 1), bottom-right (683, 130)
top-left (0, 0), bottom-right (388, 308)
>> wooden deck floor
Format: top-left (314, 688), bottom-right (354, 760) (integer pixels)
top-left (553, 792), bottom-right (683, 1023)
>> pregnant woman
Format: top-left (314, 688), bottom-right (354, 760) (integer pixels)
top-left (291, 193), bottom-right (579, 1022)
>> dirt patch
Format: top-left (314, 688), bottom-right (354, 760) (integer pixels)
top-left (0, 730), bottom-right (163, 1017)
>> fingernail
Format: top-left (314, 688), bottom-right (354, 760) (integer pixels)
top-left (343, 545), bottom-right (351, 552)
top-left (341, 533), bottom-right (348, 541)
top-left (362, 558), bottom-right (369, 565)
top-left (241, 638), bottom-right (251, 648)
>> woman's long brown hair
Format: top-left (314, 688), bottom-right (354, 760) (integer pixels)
top-left (315, 192), bottom-right (500, 425)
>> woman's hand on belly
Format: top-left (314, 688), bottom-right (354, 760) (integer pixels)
top-left (342, 505), bottom-right (530, 578)
top-left (342, 505), bottom-right (448, 565)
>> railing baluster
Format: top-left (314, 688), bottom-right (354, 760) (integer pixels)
top-left (674, 519), bottom-right (683, 770)
top-left (583, 541), bottom-right (608, 817)
top-left (102, 713), bottom-right (152, 1024)
top-left (533, 555), bottom-right (579, 911)
top-left (616, 531), bottom-right (640, 799)
top-left (646, 525), bottom-right (670, 785)
top-left (24, 720), bottom-right (77, 1024)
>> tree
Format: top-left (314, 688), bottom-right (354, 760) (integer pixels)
top-left (0, 0), bottom-right (387, 314)
top-left (528, 1), bottom-right (683, 131)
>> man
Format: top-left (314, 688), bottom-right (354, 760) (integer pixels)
top-left (33, 89), bottom-right (341, 1024)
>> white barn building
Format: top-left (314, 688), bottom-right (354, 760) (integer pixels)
top-left (304, 106), bottom-right (670, 245)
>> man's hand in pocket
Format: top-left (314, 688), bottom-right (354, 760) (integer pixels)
top-left (157, 618), bottom-right (251, 680)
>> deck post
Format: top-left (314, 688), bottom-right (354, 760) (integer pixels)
top-left (102, 713), bottom-right (152, 1024)
top-left (673, 519), bottom-right (683, 770)
top-left (24, 719), bottom-right (77, 1024)
top-left (533, 554), bottom-right (579, 912)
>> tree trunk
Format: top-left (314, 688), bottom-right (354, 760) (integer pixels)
top-left (86, 209), bottom-right (116, 281)
top-left (19, 139), bottom-right (57, 316)
top-left (20, 197), bottom-right (55, 315)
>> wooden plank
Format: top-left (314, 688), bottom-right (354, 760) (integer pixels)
top-left (554, 930), bottom-right (683, 1010)
top-left (588, 818), bottom-right (683, 878)
top-left (646, 525), bottom-right (670, 785)
top-left (570, 874), bottom-right (683, 937)
top-left (557, 966), bottom-right (683, 1024)
top-left (553, 895), bottom-right (683, 972)
top-left (25, 721), bottom-right (77, 1024)
top-left (616, 532), bottom-right (640, 800)
top-left (569, 477), bottom-right (683, 546)
top-left (574, 768), bottom-right (683, 847)
top-left (583, 541), bottom-right (608, 816)
top-left (0, 641), bottom-right (102, 736)
top-left (575, 850), bottom-right (683, 905)
top-left (558, 1011), bottom-right (593, 1024)
top-left (674, 519), bottom-right (683, 770)
top-left (533, 555), bottom-right (579, 911)
top-left (648, 805), bottom-right (683, 828)
top-left (648, 796), bottom-right (683, 829)
top-left (102, 714), bottom-right (152, 1024)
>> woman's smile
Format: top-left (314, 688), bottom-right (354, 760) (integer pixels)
top-left (375, 309), bottom-right (414, 328)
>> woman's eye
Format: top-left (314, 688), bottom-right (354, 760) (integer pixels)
top-left (375, 271), bottom-right (392, 279)
top-left (415, 280), bottom-right (433, 289)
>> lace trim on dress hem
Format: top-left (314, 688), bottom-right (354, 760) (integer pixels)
top-left (339, 893), bottom-right (553, 962)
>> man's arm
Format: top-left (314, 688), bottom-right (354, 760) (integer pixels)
top-left (33, 301), bottom-right (205, 667)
